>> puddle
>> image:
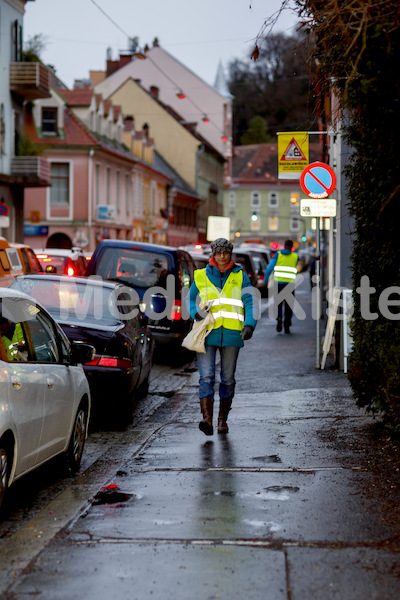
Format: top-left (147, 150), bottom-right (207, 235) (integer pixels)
top-left (252, 455), bottom-right (282, 463)
top-left (92, 488), bottom-right (133, 505)
top-left (243, 519), bottom-right (281, 532)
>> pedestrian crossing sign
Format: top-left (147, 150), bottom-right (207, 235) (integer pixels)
top-left (278, 132), bottom-right (309, 180)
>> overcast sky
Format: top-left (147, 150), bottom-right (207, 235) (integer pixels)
top-left (23, 0), bottom-right (299, 89)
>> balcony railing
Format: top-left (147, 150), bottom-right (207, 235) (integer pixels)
top-left (10, 62), bottom-right (51, 100)
top-left (10, 157), bottom-right (50, 187)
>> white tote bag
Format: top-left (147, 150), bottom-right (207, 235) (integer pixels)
top-left (181, 311), bottom-right (214, 353)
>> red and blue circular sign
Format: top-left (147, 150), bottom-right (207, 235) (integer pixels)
top-left (300, 162), bottom-right (336, 199)
top-left (0, 203), bottom-right (8, 216)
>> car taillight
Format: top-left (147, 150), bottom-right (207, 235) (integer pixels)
top-left (85, 356), bottom-right (132, 368)
top-left (67, 258), bottom-right (75, 276)
top-left (170, 299), bottom-right (182, 320)
top-left (36, 254), bottom-right (48, 259)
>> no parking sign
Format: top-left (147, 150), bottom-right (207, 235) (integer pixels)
top-left (300, 162), bottom-right (336, 198)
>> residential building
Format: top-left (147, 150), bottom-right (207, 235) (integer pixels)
top-left (23, 86), bottom-right (170, 250)
top-left (0, 0), bottom-right (50, 242)
top-left (92, 41), bottom-right (228, 241)
top-left (226, 143), bottom-right (322, 249)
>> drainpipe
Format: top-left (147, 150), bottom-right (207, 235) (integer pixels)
top-left (88, 149), bottom-right (94, 250)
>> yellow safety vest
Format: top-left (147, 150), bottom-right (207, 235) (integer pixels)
top-left (273, 252), bottom-right (298, 283)
top-left (2, 322), bottom-right (25, 361)
top-left (194, 269), bottom-right (244, 332)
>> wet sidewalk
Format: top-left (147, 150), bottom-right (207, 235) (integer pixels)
top-left (4, 284), bottom-right (400, 599)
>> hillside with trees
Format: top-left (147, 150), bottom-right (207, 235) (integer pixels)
top-left (227, 32), bottom-right (318, 145)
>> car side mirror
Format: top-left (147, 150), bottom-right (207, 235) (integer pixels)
top-left (70, 341), bottom-right (95, 365)
top-left (46, 265), bottom-right (57, 274)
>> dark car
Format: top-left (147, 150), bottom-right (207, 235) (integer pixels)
top-left (238, 247), bottom-right (270, 298)
top-left (85, 240), bottom-right (195, 347)
top-left (231, 249), bottom-right (258, 288)
top-left (9, 275), bottom-right (154, 422)
top-left (187, 251), bottom-right (211, 270)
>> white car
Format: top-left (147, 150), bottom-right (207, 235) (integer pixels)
top-left (0, 288), bottom-right (94, 512)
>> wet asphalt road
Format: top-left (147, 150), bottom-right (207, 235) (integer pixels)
top-left (1, 285), bottom-right (400, 599)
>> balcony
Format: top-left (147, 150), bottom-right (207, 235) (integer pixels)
top-left (10, 62), bottom-right (51, 100)
top-left (10, 157), bottom-right (50, 187)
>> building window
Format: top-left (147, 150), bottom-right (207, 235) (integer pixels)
top-left (11, 20), bottom-right (22, 62)
top-left (41, 108), bottom-right (57, 135)
top-left (116, 170), bottom-right (121, 213)
top-left (269, 192), bottom-right (278, 207)
top-left (269, 216), bottom-right (278, 231)
top-left (290, 217), bottom-right (301, 232)
top-left (50, 163), bottom-right (69, 206)
top-left (251, 191), bottom-right (261, 208)
top-left (229, 191), bottom-right (236, 208)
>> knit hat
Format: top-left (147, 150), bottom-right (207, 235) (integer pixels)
top-left (211, 238), bottom-right (233, 256)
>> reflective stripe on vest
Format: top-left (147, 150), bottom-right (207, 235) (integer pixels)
top-left (194, 269), bottom-right (244, 332)
top-left (273, 252), bottom-right (298, 283)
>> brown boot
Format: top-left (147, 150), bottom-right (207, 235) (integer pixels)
top-left (217, 399), bottom-right (232, 434)
top-left (199, 398), bottom-right (214, 435)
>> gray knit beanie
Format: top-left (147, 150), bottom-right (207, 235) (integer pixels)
top-left (211, 238), bottom-right (233, 256)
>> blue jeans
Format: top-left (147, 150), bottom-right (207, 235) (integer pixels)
top-left (197, 345), bottom-right (240, 402)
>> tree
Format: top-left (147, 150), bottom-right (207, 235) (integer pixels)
top-left (240, 116), bottom-right (272, 144)
top-left (23, 34), bottom-right (48, 62)
top-left (254, 1), bottom-right (400, 430)
top-left (228, 32), bottom-right (317, 145)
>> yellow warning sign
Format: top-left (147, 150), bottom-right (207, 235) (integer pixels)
top-left (278, 132), bottom-right (309, 180)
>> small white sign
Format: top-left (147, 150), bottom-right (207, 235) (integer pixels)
top-left (300, 198), bottom-right (337, 217)
top-left (207, 216), bottom-right (230, 241)
top-left (97, 205), bottom-right (116, 220)
top-left (0, 216), bottom-right (10, 228)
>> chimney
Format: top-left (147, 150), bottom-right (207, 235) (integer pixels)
top-left (150, 86), bottom-right (159, 99)
top-left (124, 116), bottom-right (135, 132)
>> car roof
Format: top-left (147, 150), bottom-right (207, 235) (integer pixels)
top-left (12, 274), bottom-right (124, 291)
top-left (94, 239), bottom-right (184, 254)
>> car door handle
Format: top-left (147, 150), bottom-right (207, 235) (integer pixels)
top-left (47, 378), bottom-right (55, 389)
top-left (11, 376), bottom-right (21, 389)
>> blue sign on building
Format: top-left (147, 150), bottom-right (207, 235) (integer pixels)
top-left (24, 225), bottom-right (49, 236)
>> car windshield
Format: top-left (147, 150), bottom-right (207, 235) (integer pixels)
top-left (36, 255), bottom-right (68, 273)
top-left (10, 279), bottom-right (122, 326)
top-left (93, 247), bottom-right (171, 289)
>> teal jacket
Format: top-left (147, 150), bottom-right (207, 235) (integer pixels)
top-left (188, 262), bottom-right (257, 348)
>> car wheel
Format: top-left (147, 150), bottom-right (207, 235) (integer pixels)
top-left (0, 446), bottom-right (8, 511)
top-left (65, 404), bottom-right (87, 472)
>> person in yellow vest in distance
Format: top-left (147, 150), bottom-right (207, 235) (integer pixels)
top-left (0, 316), bottom-right (27, 361)
top-left (264, 239), bottom-right (298, 334)
top-left (188, 238), bottom-right (258, 436)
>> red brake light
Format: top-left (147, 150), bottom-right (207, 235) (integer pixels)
top-left (36, 254), bottom-right (48, 259)
top-left (86, 355), bottom-right (132, 368)
top-left (67, 266), bottom-right (75, 276)
top-left (97, 357), bottom-right (132, 368)
top-left (170, 299), bottom-right (182, 320)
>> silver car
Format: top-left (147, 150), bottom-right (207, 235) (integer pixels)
top-left (0, 288), bottom-right (94, 513)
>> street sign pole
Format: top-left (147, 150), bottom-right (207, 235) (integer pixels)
top-left (316, 220), bottom-right (321, 368)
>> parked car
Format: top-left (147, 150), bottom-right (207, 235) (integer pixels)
top-left (238, 246), bottom-right (270, 298)
top-left (0, 287), bottom-right (94, 512)
top-left (9, 275), bottom-right (154, 421)
top-left (187, 251), bottom-right (210, 270)
top-left (9, 243), bottom-right (43, 274)
top-left (35, 247), bottom-right (87, 276)
top-left (85, 240), bottom-right (195, 348)
top-left (231, 248), bottom-right (258, 288)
